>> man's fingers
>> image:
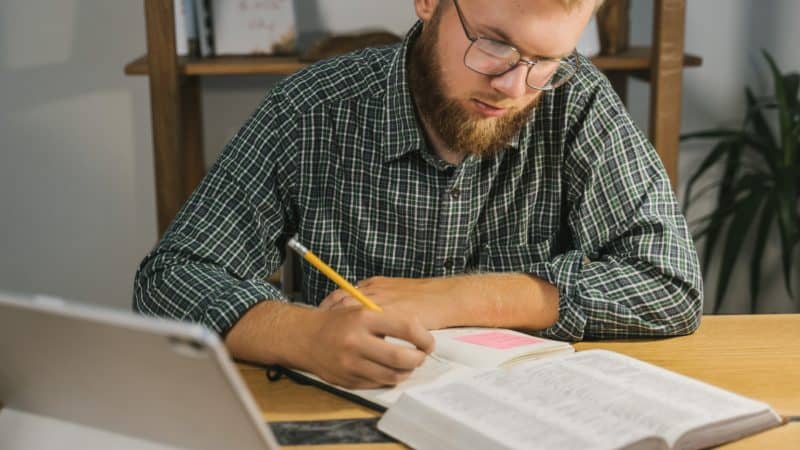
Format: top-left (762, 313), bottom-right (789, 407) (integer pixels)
top-left (359, 334), bottom-right (428, 371)
top-left (319, 289), bottom-right (349, 310)
top-left (362, 311), bottom-right (435, 354)
top-left (325, 296), bottom-right (361, 311)
top-left (339, 297), bottom-right (362, 309)
top-left (349, 357), bottom-right (414, 387)
top-left (381, 315), bottom-right (434, 354)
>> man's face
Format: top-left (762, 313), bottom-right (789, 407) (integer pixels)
top-left (409, 0), bottom-right (594, 157)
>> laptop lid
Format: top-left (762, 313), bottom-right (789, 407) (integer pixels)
top-left (0, 292), bottom-right (279, 450)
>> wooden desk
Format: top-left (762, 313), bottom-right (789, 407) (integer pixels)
top-left (241, 314), bottom-right (800, 449)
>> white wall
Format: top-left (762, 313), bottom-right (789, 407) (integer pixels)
top-left (0, 1), bottom-right (796, 313)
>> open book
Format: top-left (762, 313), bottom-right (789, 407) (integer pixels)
top-left (377, 349), bottom-right (783, 450)
top-left (288, 327), bottom-right (573, 409)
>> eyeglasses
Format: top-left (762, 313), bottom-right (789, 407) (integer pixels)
top-left (452, 0), bottom-right (579, 91)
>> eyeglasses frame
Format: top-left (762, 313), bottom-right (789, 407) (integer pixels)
top-left (451, 0), bottom-right (580, 91)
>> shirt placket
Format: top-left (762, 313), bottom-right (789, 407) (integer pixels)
top-left (433, 157), bottom-right (477, 276)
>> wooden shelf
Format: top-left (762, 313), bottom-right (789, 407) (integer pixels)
top-left (593, 46), bottom-right (701, 70)
top-left (125, 54), bottom-right (305, 76)
top-left (124, 46), bottom-right (701, 77)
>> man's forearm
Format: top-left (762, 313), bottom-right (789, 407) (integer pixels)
top-left (321, 273), bottom-right (561, 332)
top-left (224, 301), bottom-right (318, 369)
top-left (438, 273), bottom-right (560, 331)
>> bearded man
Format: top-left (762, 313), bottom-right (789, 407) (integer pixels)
top-left (133, 0), bottom-right (703, 389)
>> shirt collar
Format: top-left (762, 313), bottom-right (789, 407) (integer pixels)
top-left (382, 21), bottom-right (426, 163)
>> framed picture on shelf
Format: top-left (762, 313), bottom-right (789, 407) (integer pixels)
top-left (212, 0), bottom-right (297, 56)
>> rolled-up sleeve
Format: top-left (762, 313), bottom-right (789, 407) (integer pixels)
top-left (133, 89), bottom-right (298, 334)
top-left (535, 82), bottom-right (703, 341)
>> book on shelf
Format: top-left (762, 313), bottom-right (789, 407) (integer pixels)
top-left (177, 0), bottom-right (298, 58)
top-left (174, 0), bottom-right (199, 56)
top-left (377, 349), bottom-right (783, 450)
top-left (287, 327), bottom-right (574, 410)
top-left (193, 0), bottom-right (214, 57)
top-left (212, 0), bottom-right (297, 56)
top-left (174, 0), bottom-right (189, 56)
top-left (183, 0), bottom-right (199, 56)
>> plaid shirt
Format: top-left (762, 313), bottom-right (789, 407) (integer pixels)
top-left (133, 22), bottom-right (702, 341)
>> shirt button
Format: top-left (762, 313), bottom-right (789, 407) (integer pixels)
top-left (450, 188), bottom-right (461, 200)
top-left (443, 258), bottom-right (454, 269)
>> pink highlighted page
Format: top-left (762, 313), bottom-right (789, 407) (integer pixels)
top-left (454, 331), bottom-right (545, 350)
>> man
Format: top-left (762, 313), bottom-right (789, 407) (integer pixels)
top-left (134, 0), bottom-right (703, 389)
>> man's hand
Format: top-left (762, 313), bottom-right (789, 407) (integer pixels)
top-left (319, 276), bottom-right (454, 329)
top-left (224, 300), bottom-right (434, 390)
top-left (302, 307), bottom-right (434, 389)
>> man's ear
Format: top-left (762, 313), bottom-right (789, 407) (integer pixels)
top-left (414, 0), bottom-right (440, 22)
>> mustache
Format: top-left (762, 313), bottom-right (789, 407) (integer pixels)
top-left (471, 95), bottom-right (519, 109)
top-left (471, 94), bottom-right (542, 111)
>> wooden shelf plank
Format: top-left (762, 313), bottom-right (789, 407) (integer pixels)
top-left (594, 46), bottom-right (701, 70)
top-left (124, 46), bottom-right (701, 77)
top-left (124, 55), bottom-right (148, 75)
top-left (125, 55), bottom-right (306, 76)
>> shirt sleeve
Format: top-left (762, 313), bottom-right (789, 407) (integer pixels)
top-left (534, 79), bottom-right (703, 341)
top-left (133, 88), bottom-right (299, 335)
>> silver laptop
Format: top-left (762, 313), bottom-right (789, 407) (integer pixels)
top-left (0, 292), bottom-right (280, 450)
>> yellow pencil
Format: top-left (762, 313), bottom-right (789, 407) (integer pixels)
top-left (288, 237), bottom-right (383, 312)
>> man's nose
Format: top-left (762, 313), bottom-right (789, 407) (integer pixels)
top-left (489, 64), bottom-right (529, 99)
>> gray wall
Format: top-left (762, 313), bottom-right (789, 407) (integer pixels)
top-left (0, 1), bottom-right (797, 313)
top-left (0, 0), bottom-right (156, 308)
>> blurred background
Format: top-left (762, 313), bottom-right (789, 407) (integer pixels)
top-left (0, 0), bottom-right (797, 313)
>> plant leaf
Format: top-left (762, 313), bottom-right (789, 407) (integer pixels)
top-left (692, 205), bottom-right (738, 238)
top-left (762, 50), bottom-right (796, 168)
top-left (749, 193), bottom-right (777, 312)
top-left (680, 129), bottom-right (740, 141)
top-left (783, 72), bottom-right (799, 111)
top-left (686, 52), bottom-right (799, 313)
top-left (701, 142), bottom-right (744, 280)
top-left (714, 188), bottom-right (765, 313)
top-left (690, 184), bottom-right (764, 230)
top-left (687, 180), bottom-right (723, 207)
top-left (744, 87), bottom-right (779, 173)
top-left (774, 178), bottom-right (798, 297)
top-left (683, 139), bottom-right (737, 214)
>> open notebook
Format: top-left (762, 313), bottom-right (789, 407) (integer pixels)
top-left (288, 327), bottom-right (573, 409)
top-left (377, 349), bottom-right (783, 450)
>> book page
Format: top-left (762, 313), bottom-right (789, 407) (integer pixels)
top-left (395, 350), bottom-right (774, 449)
top-left (431, 327), bottom-right (573, 368)
top-left (350, 356), bottom-right (484, 406)
top-left (399, 381), bottom-right (609, 449)
top-left (557, 350), bottom-right (775, 445)
top-left (402, 356), bottom-right (676, 449)
top-left (293, 354), bottom-right (483, 408)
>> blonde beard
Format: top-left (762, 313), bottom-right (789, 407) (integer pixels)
top-left (408, 10), bottom-right (539, 158)
top-left (439, 97), bottom-right (540, 156)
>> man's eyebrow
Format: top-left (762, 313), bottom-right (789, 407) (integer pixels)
top-left (482, 24), bottom-right (571, 60)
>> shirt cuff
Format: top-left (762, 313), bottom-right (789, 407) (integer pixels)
top-left (529, 250), bottom-right (588, 341)
top-left (202, 279), bottom-right (288, 335)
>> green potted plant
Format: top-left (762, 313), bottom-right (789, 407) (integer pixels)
top-left (682, 50), bottom-right (799, 313)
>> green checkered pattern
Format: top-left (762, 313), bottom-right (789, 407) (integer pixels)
top-left (133, 22), bottom-right (702, 341)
